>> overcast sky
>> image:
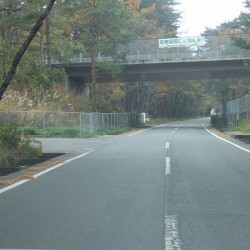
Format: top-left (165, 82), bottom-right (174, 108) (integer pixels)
top-left (176, 0), bottom-right (246, 37)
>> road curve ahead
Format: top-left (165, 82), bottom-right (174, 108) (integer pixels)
top-left (0, 118), bottom-right (250, 250)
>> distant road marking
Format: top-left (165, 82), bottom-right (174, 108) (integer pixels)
top-left (0, 150), bottom-right (93, 194)
top-left (165, 157), bottom-right (171, 175)
top-left (173, 128), bottom-right (178, 133)
top-left (165, 142), bottom-right (170, 149)
top-left (205, 127), bottom-right (250, 154)
top-left (165, 215), bottom-right (182, 250)
top-left (128, 128), bottom-right (152, 136)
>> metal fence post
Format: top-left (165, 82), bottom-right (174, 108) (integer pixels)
top-left (42, 112), bottom-right (46, 130)
top-left (90, 113), bottom-right (93, 133)
top-left (79, 112), bottom-right (82, 138)
top-left (246, 96), bottom-right (248, 123)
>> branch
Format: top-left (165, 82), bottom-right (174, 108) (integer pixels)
top-left (0, 0), bottom-right (56, 100)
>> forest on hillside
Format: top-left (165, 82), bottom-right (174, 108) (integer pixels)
top-left (1, 0), bottom-right (250, 118)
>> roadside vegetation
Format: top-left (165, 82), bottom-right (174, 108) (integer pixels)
top-left (228, 123), bottom-right (250, 134)
top-left (18, 125), bottom-right (131, 138)
top-left (0, 124), bottom-right (42, 168)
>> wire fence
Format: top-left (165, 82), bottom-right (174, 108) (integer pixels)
top-left (0, 111), bottom-right (142, 138)
top-left (220, 95), bottom-right (250, 127)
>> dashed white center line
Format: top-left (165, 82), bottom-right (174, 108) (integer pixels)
top-left (164, 137), bottom-right (182, 249)
top-left (165, 157), bottom-right (172, 175)
top-left (165, 215), bottom-right (182, 250)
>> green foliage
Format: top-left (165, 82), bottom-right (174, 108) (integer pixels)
top-left (18, 125), bottom-right (130, 138)
top-left (18, 125), bottom-right (80, 137)
top-left (228, 122), bottom-right (250, 133)
top-left (98, 61), bottom-right (124, 75)
top-left (0, 123), bottom-right (42, 168)
top-left (139, 0), bottom-right (181, 37)
top-left (0, 0), bottom-right (190, 120)
top-left (0, 124), bottom-right (21, 150)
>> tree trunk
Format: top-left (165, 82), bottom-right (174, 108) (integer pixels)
top-left (45, 14), bottom-right (51, 68)
top-left (39, 31), bottom-right (45, 64)
top-left (0, 0), bottom-right (56, 100)
top-left (90, 25), bottom-right (98, 112)
top-left (91, 59), bottom-right (97, 112)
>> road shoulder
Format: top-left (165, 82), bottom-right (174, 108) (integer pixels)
top-left (0, 151), bottom-right (87, 188)
top-left (205, 124), bottom-right (250, 153)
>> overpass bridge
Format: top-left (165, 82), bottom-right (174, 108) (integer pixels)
top-left (52, 35), bottom-right (250, 83)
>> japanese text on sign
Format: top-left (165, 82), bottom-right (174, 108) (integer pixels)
top-left (159, 37), bottom-right (206, 48)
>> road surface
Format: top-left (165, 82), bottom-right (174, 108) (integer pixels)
top-left (1, 118), bottom-right (250, 250)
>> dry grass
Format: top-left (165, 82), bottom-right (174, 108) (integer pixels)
top-left (18, 171), bottom-right (37, 180)
top-left (0, 84), bottom-right (90, 112)
top-left (0, 179), bottom-right (14, 186)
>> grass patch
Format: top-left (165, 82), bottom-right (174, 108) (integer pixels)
top-left (96, 128), bottom-right (130, 135)
top-left (18, 125), bottom-right (132, 138)
top-left (228, 123), bottom-right (250, 133)
top-left (19, 125), bottom-right (81, 137)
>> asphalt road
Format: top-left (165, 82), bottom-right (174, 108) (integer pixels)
top-left (1, 118), bottom-right (250, 250)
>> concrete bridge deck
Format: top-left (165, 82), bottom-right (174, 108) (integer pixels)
top-left (53, 58), bottom-right (250, 83)
top-left (52, 35), bottom-right (250, 83)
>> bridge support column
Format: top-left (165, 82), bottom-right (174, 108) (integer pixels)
top-left (84, 84), bottom-right (90, 99)
top-left (64, 79), bottom-right (69, 90)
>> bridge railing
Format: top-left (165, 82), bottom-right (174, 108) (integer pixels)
top-left (68, 51), bottom-right (250, 64)
top-left (55, 34), bottom-right (250, 65)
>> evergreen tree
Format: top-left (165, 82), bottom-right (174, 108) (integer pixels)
top-left (139, 0), bottom-right (180, 38)
top-left (0, 0), bottom-right (56, 99)
top-left (62, 0), bottom-right (135, 111)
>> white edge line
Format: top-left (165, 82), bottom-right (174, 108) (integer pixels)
top-left (204, 127), bottom-right (250, 154)
top-left (128, 122), bottom-right (181, 137)
top-left (34, 150), bottom-right (94, 178)
top-left (128, 127), bottom-right (152, 136)
top-left (0, 150), bottom-right (94, 194)
top-left (0, 180), bottom-right (29, 194)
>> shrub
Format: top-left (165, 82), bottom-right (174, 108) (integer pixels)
top-left (0, 124), bottom-right (42, 168)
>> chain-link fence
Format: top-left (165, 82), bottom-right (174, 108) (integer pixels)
top-left (220, 95), bottom-right (250, 126)
top-left (0, 111), bottom-right (142, 138)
